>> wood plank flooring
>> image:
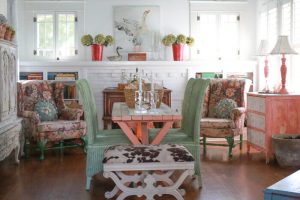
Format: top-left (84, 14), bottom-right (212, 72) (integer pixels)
top-left (0, 143), bottom-right (296, 200)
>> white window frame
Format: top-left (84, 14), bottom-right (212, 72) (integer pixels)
top-left (34, 11), bottom-right (78, 61)
top-left (257, 0), bottom-right (300, 92)
top-left (191, 11), bottom-right (241, 61)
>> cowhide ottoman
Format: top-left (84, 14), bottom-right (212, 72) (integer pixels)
top-left (102, 144), bottom-right (195, 200)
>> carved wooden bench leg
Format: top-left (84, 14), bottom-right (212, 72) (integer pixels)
top-left (103, 144), bottom-right (196, 200)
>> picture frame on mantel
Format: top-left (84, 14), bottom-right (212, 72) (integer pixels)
top-left (113, 6), bottom-right (161, 54)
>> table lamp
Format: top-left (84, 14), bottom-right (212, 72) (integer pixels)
top-left (257, 40), bottom-right (270, 92)
top-left (270, 36), bottom-right (298, 94)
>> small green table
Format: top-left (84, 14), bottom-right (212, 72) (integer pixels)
top-left (264, 170), bottom-right (300, 200)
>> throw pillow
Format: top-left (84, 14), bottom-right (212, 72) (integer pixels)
top-left (214, 98), bottom-right (237, 119)
top-left (34, 100), bottom-right (58, 122)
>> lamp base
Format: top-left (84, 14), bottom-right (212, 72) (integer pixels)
top-left (278, 87), bottom-right (288, 94)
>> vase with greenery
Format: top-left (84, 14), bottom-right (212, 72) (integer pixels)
top-left (162, 34), bottom-right (195, 61)
top-left (0, 14), bottom-right (8, 40)
top-left (4, 26), bottom-right (15, 41)
top-left (81, 34), bottom-right (115, 61)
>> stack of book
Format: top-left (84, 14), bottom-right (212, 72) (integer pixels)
top-left (64, 85), bottom-right (76, 99)
top-left (55, 73), bottom-right (76, 81)
top-left (27, 73), bottom-right (43, 80)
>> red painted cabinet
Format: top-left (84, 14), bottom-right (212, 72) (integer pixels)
top-left (247, 92), bottom-right (300, 163)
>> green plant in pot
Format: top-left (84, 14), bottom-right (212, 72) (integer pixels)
top-left (81, 34), bottom-right (115, 61)
top-left (4, 26), bottom-right (15, 41)
top-left (0, 14), bottom-right (8, 39)
top-left (162, 34), bottom-right (195, 61)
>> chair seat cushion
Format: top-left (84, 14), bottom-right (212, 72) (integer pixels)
top-left (37, 120), bottom-right (86, 132)
top-left (103, 144), bottom-right (194, 164)
top-left (201, 118), bottom-right (233, 129)
top-left (149, 128), bottom-right (194, 144)
top-left (38, 129), bottom-right (86, 141)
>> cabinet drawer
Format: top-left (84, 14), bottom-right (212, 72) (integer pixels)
top-left (247, 128), bottom-right (265, 148)
top-left (247, 112), bottom-right (265, 131)
top-left (248, 96), bottom-right (265, 113)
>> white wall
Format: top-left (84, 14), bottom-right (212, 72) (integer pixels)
top-left (16, 0), bottom-right (257, 62)
top-left (0, 0), bottom-right (7, 17)
top-left (83, 0), bottom-right (190, 60)
top-left (190, 1), bottom-right (257, 60)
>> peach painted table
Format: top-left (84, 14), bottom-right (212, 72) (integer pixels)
top-left (112, 102), bottom-right (181, 145)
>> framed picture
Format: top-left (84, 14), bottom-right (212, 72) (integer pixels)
top-left (114, 6), bottom-right (160, 52)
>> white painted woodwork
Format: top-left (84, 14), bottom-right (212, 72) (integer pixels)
top-left (0, 39), bottom-right (22, 163)
top-left (247, 95), bottom-right (266, 113)
top-left (247, 128), bottom-right (265, 148)
top-left (248, 112), bottom-right (266, 131)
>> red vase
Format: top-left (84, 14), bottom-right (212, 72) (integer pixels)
top-left (172, 44), bottom-right (184, 61)
top-left (91, 44), bottom-right (103, 61)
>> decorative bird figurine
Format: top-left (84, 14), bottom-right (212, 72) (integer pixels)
top-left (107, 46), bottom-right (123, 61)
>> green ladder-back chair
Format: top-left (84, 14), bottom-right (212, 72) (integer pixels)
top-left (76, 79), bottom-right (131, 190)
top-left (149, 78), bottom-right (209, 188)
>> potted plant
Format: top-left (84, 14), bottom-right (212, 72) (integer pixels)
top-left (0, 14), bottom-right (7, 40)
top-left (4, 26), bottom-right (15, 41)
top-left (81, 34), bottom-right (115, 61)
top-left (162, 34), bottom-right (195, 61)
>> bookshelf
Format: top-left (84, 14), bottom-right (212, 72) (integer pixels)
top-left (19, 72), bottom-right (43, 80)
top-left (19, 71), bottom-right (80, 108)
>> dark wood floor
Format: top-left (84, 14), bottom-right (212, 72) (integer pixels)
top-left (0, 143), bottom-right (296, 200)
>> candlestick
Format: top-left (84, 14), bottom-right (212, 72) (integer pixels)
top-left (151, 72), bottom-right (154, 93)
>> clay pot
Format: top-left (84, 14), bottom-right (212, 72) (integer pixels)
top-left (0, 24), bottom-right (6, 39)
top-left (4, 29), bottom-right (12, 41)
top-left (272, 134), bottom-right (300, 167)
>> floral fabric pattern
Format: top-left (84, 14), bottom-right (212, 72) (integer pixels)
top-left (37, 120), bottom-right (86, 132)
top-left (34, 100), bottom-right (58, 122)
top-left (205, 79), bottom-right (249, 118)
top-left (215, 98), bottom-right (237, 119)
top-left (17, 81), bottom-right (86, 142)
top-left (200, 79), bottom-right (250, 138)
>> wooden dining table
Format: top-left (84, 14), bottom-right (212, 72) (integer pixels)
top-left (111, 102), bottom-right (182, 145)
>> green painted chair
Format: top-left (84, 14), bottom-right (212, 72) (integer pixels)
top-left (76, 79), bottom-right (131, 190)
top-left (149, 78), bottom-right (210, 188)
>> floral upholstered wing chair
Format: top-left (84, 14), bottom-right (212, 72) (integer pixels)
top-left (17, 81), bottom-right (86, 160)
top-left (201, 79), bottom-right (251, 157)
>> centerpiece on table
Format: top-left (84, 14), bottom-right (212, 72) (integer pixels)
top-left (162, 34), bottom-right (195, 61)
top-left (81, 34), bottom-right (114, 61)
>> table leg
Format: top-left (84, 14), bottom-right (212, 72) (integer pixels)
top-left (117, 122), bottom-right (141, 145)
top-left (141, 122), bottom-right (149, 144)
top-left (151, 122), bottom-right (174, 145)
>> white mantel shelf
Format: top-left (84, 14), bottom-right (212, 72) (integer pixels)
top-left (20, 60), bottom-right (256, 72)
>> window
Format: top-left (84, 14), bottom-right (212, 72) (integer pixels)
top-left (257, 0), bottom-right (300, 92)
top-left (281, 2), bottom-right (292, 36)
top-left (34, 12), bottom-right (77, 60)
top-left (191, 12), bottom-right (240, 60)
top-left (292, 0), bottom-right (300, 91)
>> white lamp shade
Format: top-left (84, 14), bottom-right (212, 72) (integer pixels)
top-left (257, 40), bottom-right (269, 56)
top-left (270, 36), bottom-right (298, 55)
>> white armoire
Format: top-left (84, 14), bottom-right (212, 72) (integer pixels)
top-left (0, 39), bottom-right (21, 163)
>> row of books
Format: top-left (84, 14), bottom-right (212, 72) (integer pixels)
top-left (64, 85), bottom-right (76, 99)
top-left (20, 72), bottom-right (43, 80)
top-left (48, 72), bottom-right (78, 81)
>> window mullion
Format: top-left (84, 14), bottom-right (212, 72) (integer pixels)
top-left (55, 12), bottom-right (59, 60)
